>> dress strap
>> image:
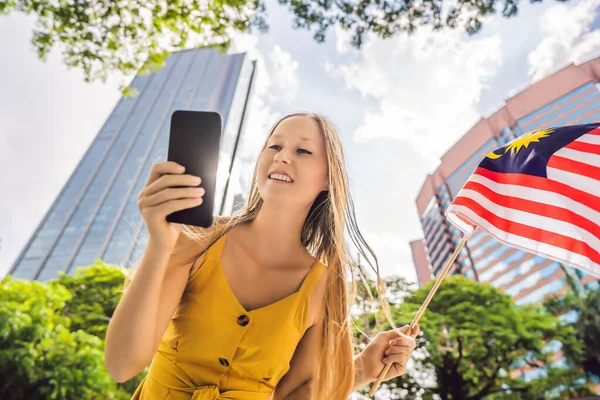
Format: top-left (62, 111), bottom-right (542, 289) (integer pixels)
top-left (207, 232), bottom-right (228, 260)
top-left (298, 259), bottom-right (326, 298)
top-left (188, 233), bottom-right (228, 282)
top-left (293, 259), bottom-right (327, 331)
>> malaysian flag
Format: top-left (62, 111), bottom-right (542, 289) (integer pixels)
top-left (446, 123), bottom-right (600, 278)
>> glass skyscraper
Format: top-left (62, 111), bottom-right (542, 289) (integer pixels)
top-left (8, 48), bottom-right (257, 281)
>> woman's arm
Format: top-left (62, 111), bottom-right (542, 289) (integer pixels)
top-left (283, 361), bottom-right (371, 399)
top-left (273, 323), bottom-right (372, 399)
top-left (104, 233), bottom-right (206, 382)
top-left (272, 319), bottom-right (323, 400)
top-left (281, 380), bottom-right (312, 399)
top-left (350, 325), bottom-right (420, 392)
top-left (352, 354), bottom-right (373, 391)
top-left (275, 327), bottom-right (419, 398)
top-left (278, 355), bottom-right (371, 399)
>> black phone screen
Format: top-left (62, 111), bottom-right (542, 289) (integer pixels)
top-left (166, 110), bottom-right (222, 228)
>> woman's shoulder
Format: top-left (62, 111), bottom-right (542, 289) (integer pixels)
top-left (306, 257), bottom-right (328, 328)
top-left (171, 223), bottom-right (222, 277)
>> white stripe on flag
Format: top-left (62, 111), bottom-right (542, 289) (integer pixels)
top-left (465, 173), bottom-right (600, 226)
top-left (445, 213), bottom-right (470, 236)
top-left (555, 146), bottom-right (600, 169)
top-left (447, 204), bottom-right (600, 278)
top-left (444, 212), bottom-right (476, 237)
top-left (457, 188), bottom-right (600, 253)
top-left (547, 167), bottom-right (600, 198)
top-left (578, 131), bottom-right (600, 145)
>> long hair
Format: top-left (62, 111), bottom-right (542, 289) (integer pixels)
top-left (125, 112), bottom-right (396, 398)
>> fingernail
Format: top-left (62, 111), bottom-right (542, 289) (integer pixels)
top-left (390, 340), bottom-right (397, 345)
top-left (179, 165), bottom-right (185, 171)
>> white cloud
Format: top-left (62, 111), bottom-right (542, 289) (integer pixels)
top-left (268, 45), bottom-right (299, 103)
top-left (327, 28), bottom-right (503, 163)
top-left (334, 24), bottom-right (359, 55)
top-left (323, 61), bottom-right (335, 74)
top-left (361, 230), bottom-right (418, 283)
top-left (528, 0), bottom-right (600, 81)
top-left (230, 34), bottom-right (300, 103)
top-left (229, 32), bottom-right (272, 103)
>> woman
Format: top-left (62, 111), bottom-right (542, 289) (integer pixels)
top-left (105, 113), bottom-right (420, 399)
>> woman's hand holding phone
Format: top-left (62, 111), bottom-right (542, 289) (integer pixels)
top-left (137, 161), bottom-right (204, 251)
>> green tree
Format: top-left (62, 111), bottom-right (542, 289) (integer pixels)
top-left (544, 266), bottom-right (600, 382)
top-left (0, 0), bottom-right (267, 90)
top-left (54, 260), bottom-right (127, 340)
top-left (1, 262), bottom-right (146, 399)
top-left (277, 0), bottom-right (573, 48)
top-left (52, 261), bottom-right (148, 394)
top-left (352, 272), bottom-right (415, 345)
top-left (1, 0), bottom-right (570, 87)
top-left (0, 275), bottom-right (127, 399)
top-left (354, 275), bottom-right (590, 400)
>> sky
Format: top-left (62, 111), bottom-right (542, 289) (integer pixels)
top-left (1, 0), bottom-right (599, 282)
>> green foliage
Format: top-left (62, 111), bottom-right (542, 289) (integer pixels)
top-left (277, 0), bottom-right (572, 48)
top-left (279, 0), bottom-right (567, 48)
top-left (55, 260), bottom-right (127, 340)
top-left (0, 262), bottom-right (146, 399)
top-left (544, 267), bottom-right (600, 381)
top-left (353, 275), bottom-right (591, 399)
top-left (0, 0), bottom-right (268, 87)
top-left (488, 367), bottom-right (594, 399)
top-left (0, 0), bottom-right (570, 87)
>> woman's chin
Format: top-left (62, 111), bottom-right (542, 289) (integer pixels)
top-left (263, 195), bottom-right (320, 213)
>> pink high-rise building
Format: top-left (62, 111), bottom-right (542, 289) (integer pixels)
top-left (411, 57), bottom-right (600, 307)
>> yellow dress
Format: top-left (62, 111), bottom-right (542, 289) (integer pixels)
top-left (131, 233), bottom-right (326, 400)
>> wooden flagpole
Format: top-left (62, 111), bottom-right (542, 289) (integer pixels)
top-left (368, 235), bottom-right (470, 397)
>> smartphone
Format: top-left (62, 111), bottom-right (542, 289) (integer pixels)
top-left (166, 110), bottom-right (222, 228)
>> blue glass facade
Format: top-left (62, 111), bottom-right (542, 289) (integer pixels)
top-left (420, 196), bottom-right (451, 276)
top-left (517, 82), bottom-right (600, 133)
top-left (9, 49), bottom-right (257, 281)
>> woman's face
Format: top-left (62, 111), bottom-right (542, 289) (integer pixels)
top-left (256, 116), bottom-right (329, 208)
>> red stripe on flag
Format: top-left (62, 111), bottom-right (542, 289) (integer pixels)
top-left (462, 180), bottom-right (600, 239)
top-left (474, 168), bottom-right (600, 212)
top-left (547, 155), bottom-right (600, 177)
top-left (452, 196), bottom-right (600, 265)
top-left (588, 127), bottom-right (600, 135)
top-left (565, 140), bottom-right (600, 155)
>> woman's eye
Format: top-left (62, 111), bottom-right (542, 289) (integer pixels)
top-left (298, 149), bottom-right (312, 155)
top-left (268, 145), bottom-right (281, 150)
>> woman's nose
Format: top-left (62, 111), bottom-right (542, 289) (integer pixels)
top-left (274, 150), bottom-right (290, 164)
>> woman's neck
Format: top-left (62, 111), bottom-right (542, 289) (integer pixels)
top-left (245, 202), bottom-right (310, 258)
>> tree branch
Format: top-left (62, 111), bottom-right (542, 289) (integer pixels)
top-left (474, 350), bottom-right (509, 399)
top-left (485, 385), bottom-right (530, 395)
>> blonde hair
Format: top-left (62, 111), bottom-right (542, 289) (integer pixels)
top-left (126, 113), bottom-right (395, 398)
